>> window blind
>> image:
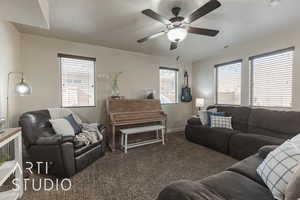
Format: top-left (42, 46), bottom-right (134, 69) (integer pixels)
top-left (159, 67), bottom-right (178, 104)
top-left (216, 60), bottom-right (242, 105)
top-left (250, 48), bottom-right (294, 108)
top-left (59, 54), bottom-right (95, 107)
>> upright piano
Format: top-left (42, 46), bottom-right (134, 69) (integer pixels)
top-left (106, 99), bottom-right (167, 151)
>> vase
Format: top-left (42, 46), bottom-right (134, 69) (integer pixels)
top-left (111, 80), bottom-right (120, 97)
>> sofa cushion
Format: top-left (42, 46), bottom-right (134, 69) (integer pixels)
top-left (214, 106), bottom-right (251, 132)
top-left (65, 114), bottom-right (81, 134)
top-left (199, 171), bottom-right (274, 200)
top-left (157, 180), bottom-right (226, 200)
top-left (248, 108), bottom-right (300, 139)
top-left (49, 118), bottom-right (75, 136)
top-left (207, 111), bottom-right (225, 127)
top-left (185, 125), bottom-right (240, 154)
top-left (198, 110), bottom-right (209, 125)
top-left (229, 133), bottom-right (285, 160)
top-left (226, 154), bottom-right (265, 186)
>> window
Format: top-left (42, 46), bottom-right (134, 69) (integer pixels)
top-left (160, 67), bottom-right (178, 104)
top-left (250, 47), bottom-right (294, 107)
top-left (58, 54), bottom-right (95, 107)
top-left (216, 60), bottom-right (242, 105)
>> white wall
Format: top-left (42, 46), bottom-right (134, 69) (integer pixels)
top-left (19, 34), bottom-right (193, 131)
top-left (0, 21), bottom-right (21, 127)
top-left (192, 27), bottom-right (300, 111)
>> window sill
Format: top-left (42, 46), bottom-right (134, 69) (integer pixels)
top-left (61, 105), bottom-right (96, 108)
top-left (250, 105), bottom-right (293, 110)
top-left (161, 102), bottom-right (192, 105)
top-left (215, 104), bottom-right (241, 106)
top-left (215, 104), bottom-right (293, 110)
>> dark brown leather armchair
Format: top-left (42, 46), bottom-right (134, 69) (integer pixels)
top-left (19, 110), bottom-right (106, 177)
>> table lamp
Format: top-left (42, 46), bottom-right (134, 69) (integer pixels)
top-left (195, 98), bottom-right (205, 115)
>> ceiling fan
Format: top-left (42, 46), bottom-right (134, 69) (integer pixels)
top-left (137, 0), bottom-right (221, 50)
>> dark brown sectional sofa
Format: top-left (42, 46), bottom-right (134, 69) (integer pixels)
top-left (157, 106), bottom-right (300, 200)
top-left (185, 105), bottom-right (300, 160)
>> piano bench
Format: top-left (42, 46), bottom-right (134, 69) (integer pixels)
top-left (120, 125), bottom-right (166, 153)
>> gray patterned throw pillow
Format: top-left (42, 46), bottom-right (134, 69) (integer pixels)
top-left (210, 115), bottom-right (232, 129)
top-left (257, 140), bottom-right (300, 200)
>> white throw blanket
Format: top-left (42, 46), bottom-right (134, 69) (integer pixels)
top-left (48, 108), bottom-right (103, 145)
top-left (76, 123), bottom-right (103, 145)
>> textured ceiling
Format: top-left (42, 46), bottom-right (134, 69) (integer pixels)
top-left (15, 0), bottom-right (300, 62)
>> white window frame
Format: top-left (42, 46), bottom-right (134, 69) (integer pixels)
top-left (249, 47), bottom-right (294, 108)
top-left (215, 59), bottom-right (242, 105)
top-left (58, 53), bottom-right (96, 108)
top-left (159, 67), bottom-right (179, 105)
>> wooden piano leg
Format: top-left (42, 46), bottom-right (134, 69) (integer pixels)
top-left (111, 125), bottom-right (116, 152)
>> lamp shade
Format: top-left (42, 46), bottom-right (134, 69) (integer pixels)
top-left (15, 78), bottom-right (32, 96)
top-left (195, 98), bottom-right (204, 108)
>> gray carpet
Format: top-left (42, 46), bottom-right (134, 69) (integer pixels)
top-left (22, 132), bottom-right (237, 200)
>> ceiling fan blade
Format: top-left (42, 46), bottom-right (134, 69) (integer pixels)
top-left (137, 31), bottom-right (166, 43)
top-left (170, 42), bottom-right (178, 50)
top-left (188, 27), bottom-right (219, 37)
top-left (142, 9), bottom-right (171, 25)
top-left (185, 0), bottom-right (221, 24)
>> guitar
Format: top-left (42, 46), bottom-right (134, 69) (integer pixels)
top-left (181, 71), bottom-right (192, 102)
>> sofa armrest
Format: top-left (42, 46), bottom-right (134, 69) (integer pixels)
top-left (187, 118), bottom-right (203, 126)
top-left (35, 135), bottom-right (74, 145)
top-left (258, 145), bottom-right (279, 159)
top-left (28, 140), bottom-right (76, 177)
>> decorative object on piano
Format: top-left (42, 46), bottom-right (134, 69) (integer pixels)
top-left (145, 89), bottom-right (156, 99)
top-left (106, 99), bottom-right (167, 151)
top-left (109, 72), bottom-right (123, 98)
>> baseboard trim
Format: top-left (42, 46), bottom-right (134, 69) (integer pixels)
top-left (167, 127), bottom-right (185, 133)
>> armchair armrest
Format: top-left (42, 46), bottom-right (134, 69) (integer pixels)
top-left (34, 135), bottom-right (74, 145)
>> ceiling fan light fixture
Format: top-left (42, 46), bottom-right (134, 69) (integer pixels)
top-left (167, 27), bottom-right (188, 43)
